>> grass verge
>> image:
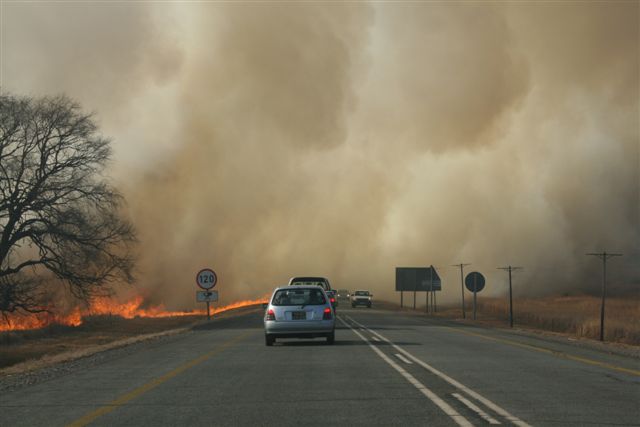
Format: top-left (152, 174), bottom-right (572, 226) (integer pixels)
top-left (376, 294), bottom-right (640, 346)
top-left (0, 306), bottom-right (260, 373)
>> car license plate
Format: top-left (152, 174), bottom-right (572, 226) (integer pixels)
top-left (292, 311), bottom-right (306, 320)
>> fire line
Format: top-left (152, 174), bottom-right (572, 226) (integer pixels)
top-left (0, 296), bottom-right (268, 332)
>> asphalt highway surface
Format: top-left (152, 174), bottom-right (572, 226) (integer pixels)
top-left (1, 306), bottom-right (639, 426)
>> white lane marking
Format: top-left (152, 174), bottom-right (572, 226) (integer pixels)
top-left (344, 315), bottom-right (531, 427)
top-left (395, 353), bottom-right (413, 364)
top-left (338, 317), bottom-right (472, 427)
top-left (452, 393), bottom-right (501, 425)
top-left (371, 335), bottom-right (381, 342)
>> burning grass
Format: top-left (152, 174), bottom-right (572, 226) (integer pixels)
top-left (0, 297), bottom-right (268, 371)
top-left (0, 315), bottom-right (201, 370)
top-left (0, 296), bottom-right (267, 332)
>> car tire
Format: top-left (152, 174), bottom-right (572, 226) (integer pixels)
top-left (265, 334), bottom-right (274, 346)
top-left (351, 303), bottom-right (355, 308)
top-left (367, 303), bottom-right (371, 308)
top-left (326, 331), bottom-right (335, 345)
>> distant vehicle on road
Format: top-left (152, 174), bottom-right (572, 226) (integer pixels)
top-left (264, 286), bottom-right (335, 346)
top-left (351, 290), bottom-right (373, 308)
top-left (336, 289), bottom-right (350, 300)
top-left (288, 276), bottom-right (337, 309)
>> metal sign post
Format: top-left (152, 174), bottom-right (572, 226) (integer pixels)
top-left (429, 267), bottom-right (437, 313)
top-left (425, 283), bottom-right (428, 313)
top-left (434, 287), bottom-right (437, 313)
top-left (413, 285), bottom-right (416, 310)
top-left (465, 272), bottom-right (485, 321)
top-left (196, 268), bottom-right (218, 321)
top-left (429, 269), bottom-right (433, 313)
top-left (421, 280), bottom-right (432, 313)
top-left (473, 275), bottom-right (477, 320)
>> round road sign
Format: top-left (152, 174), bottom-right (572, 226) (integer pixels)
top-left (465, 272), bottom-right (485, 293)
top-left (196, 268), bottom-right (217, 290)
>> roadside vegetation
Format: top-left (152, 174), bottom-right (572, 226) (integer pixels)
top-left (0, 306), bottom-right (261, 371)
top-left (371, 294), bottom-right (640, 346)
top-left (472, 295), bottom-right (640, 345)
top-left (393, 294), bottom-right (640, 346)
top-left (0, 93), bottom-right (136, 318)
top-left (0, 315), bottom-right (199, 371)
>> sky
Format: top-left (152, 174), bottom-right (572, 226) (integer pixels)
top-left (1, 1), bottom-right (638, 309)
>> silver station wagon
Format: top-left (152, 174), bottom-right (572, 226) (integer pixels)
top-left (264, 286), bottom-right (336, 346)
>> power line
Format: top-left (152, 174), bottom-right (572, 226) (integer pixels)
top-left (497, 266), bottom-right (523, 328)
top-left (452, 263), bottom-right (471, 319)
top-left (586, 251), bottom-right (623, 341)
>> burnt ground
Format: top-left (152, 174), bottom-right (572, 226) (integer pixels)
top-left (0, 305), bottom-right (262, 372)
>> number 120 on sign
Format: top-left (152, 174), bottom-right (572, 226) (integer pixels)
top-left (196, 269), bottom-right (217, 290)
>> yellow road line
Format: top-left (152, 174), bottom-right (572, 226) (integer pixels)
top-left (67, 330), bottom-right (254, 427)
top-left (445, 326), bottom-right (640, 377)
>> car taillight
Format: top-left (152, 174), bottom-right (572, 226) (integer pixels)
top-left (323, 307), bottom-right (332, 320)
top-left (265, 309), bottom-right (275, 321)
top-left (330, 297), bottom-right (336, 304)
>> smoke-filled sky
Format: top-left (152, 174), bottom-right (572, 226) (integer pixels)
top-left (1, 1), bottom-right (638, 309)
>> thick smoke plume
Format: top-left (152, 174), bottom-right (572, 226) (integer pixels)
top-left (2, 2), bottom-right (638, 309)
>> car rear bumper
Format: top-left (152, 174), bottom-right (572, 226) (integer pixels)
top-left (264, 320), bottom-right (335, 336)
top-left (351, 299), bottom-right (371, 306)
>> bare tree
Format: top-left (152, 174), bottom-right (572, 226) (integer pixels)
top-left (0, 93), bottom-right (136, 316)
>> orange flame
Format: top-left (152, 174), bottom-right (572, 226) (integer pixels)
top-left (0, 296), bottom-right (268, 332)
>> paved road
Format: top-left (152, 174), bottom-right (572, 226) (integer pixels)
top-left (1, 306), bottom-right (638, 426)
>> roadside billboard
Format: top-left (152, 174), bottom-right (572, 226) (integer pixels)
top-left (396, 267), bottom-right (441, 291)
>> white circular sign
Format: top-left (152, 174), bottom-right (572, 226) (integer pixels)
top-left (196, 268), bottom-right (217, 290)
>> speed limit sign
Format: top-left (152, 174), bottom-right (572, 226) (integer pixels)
top-left (196, 268), bottom-right (217, 290)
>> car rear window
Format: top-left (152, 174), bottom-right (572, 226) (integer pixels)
top-left (354, 291), bottom-right (370, 296)
top-left (289, 280), bottom-right (328, 290)
top-left (272, 288), bottom-right (326, 306)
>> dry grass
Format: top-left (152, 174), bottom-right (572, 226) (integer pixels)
top-left (376, 295), bottom-right (640, 346)
top-left (472, 295), bottom-right (640, 345)
top-left (0, 305), bottom-right (262, 373)
top-left (0, 315), bottom-right (203, 371)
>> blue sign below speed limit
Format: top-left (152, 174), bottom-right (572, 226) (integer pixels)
top-left (196, 268), bottom-right (217, 290)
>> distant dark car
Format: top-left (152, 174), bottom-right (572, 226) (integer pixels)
top-left (336, 289), bottom-right (350, 300)
top-left (288, 276), bottom-right (337, 309)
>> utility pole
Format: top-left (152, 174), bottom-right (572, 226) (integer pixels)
top-left (498, 265), bottom-right (522, 328)
top-left (586, 251), bottom-right (622, 341)
top-left (452, 263), bottom-right (471, 319)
